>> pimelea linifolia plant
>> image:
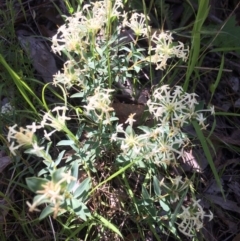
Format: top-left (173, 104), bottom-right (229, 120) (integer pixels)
top-left (7, 0), bottom-right (213, 238)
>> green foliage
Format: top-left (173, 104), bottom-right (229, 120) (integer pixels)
top-left (184, 0), bottom-right (210, 90)
top-left (212, 16), bottom-right (240, 53)
top-left (1, 0), bottom-right (222, 240)
top-left (0, 54), bottom-right (43, 113)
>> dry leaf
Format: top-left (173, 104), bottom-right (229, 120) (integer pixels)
top-left (204, 179), bottom-right (223, 195)
top-left (205, 194), bottom-right (240, 214)
top-left (0, 155), bottom-right (11, 173)
top-left (227, 182), bottom-right (240, 204)
top-left (17, 29), bottom-right (58, 83)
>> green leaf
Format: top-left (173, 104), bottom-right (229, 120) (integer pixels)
top-left (32, 194), bottom-right (49, 205)
top-left (93, 213), bottom-right (123, 239)
top-left (55, 150), bottom-right (66, 166)
top-left (142, 185), bottom-right (150, 199)
top-left (57, 140), bottom-right (75, 146)
top-left (153, 176), bottom-right (161, 196)
top-left (125, 125), bottom-right (135, 135)
top-left (209, 54), bottom-right (224, 102)
top-left (70, 92), bottom-right (84, 98)
top-left (26, 177), bottom-right (48, 193)
top-left (68, 161), bottom-right (79, 191)
top-left (52, 168), bottom-right (68, 184)
top-left (0, 54), bottom-right (44, 113)
top-left (160, 200), bottom-right (170, 212)
top-left (184, 0), bottom-right (210, 90)
top-left (67, 198), bottom-right (91, 221)
top-left (213, 16), bottom-right (240, 54)
top-left (73, 177), bottom-right (91, 201)
top-left (39, 206), bottom-right (54, 220)
top-left (192, 120), bottom-right (224, 197)
top-left (138, 125), bottom-right (151, 133)
top-left (71, 160), bottom-right (79, 180)
top-left (75, 202), bottom-right (91, 221)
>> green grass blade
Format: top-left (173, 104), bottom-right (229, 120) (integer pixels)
top-left (209, 54), bottom-right (224, 102)
top-left (93, 213), bottom-right (123, 239)
top-left (0, 53), bottom-right (43, 113)
top-left (192, 120), bottom-right (224, 197)
top-left (184, 0), bottom-right (210, 91)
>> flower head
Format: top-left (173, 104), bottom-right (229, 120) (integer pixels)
top-left (177, 198), bottom-right (213, 237)
top-left (60, 170), bottom-right (76, 184)
top-left (41, 106), bottom-right (70, 132)
top-left (147, 31), bottom-right (189, 70)
top-left (84, 87), bottom-right (114, 123)
top-left (28, 143), bottom-right (44, 157)
top-left (53, 60), bottom-right (87, 89)
top-left (123, 12), bottom-right (150, 37)
top-left (7, 125), bottom-right (36, 155)
top-left (147, 85), bottom-right (200, 128)
top-left (125, 113), bottom-right (136, 126)
top-left (37, 181), bottom-right (64, 205)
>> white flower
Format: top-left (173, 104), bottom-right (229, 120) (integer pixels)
top-left (147, 31), bottom-right (189, 70)
top-left (7, 124), bottom-right (18, 142)
top-left (116, 124), bottom-right (124, 132)
top-left (7, 124), bottom-right (38, 155)
top-left (123, 12), bottom-right (150, 37)
top-left (210, 105), bottom-right (215, 115)
top-left (177, 199), bottom-right (213, 237)
top-left (91, 0), bottom-right (123, 22)
top-left (26, 122), bottom-right (42, 133)
top-left (26, 201), bottom-right (41, 212)
top-left (196, 113), bottom-right (208, 130)
top-left (147, 85), bottom-right (203, 128)
top-left (206, 210), bottom-right (214, 221)
top-left (110, 133), bottom-right (117, 142)
top-left (120, 131), bottom-right (142, 154)
top-left (125, 113), bottom-right (136, 126)
top-left (60, 170), bottom-right (76, 184)
top-left (36, 181), bottom-right (63, 205)
top-left (28, 143), bottom-right (44, 157)
top-left (41, 106), bottom-right (71, 131)
top-left (9, 141), bottom-right (19, 156)
top-left (43, 129), bottom-right (56, 141)
top-left (12, 127), bottom-right (34, 147)
top-left (84, 87), bottom-right (114, 123)
top-left (172, 176), bottom-right (184, 189)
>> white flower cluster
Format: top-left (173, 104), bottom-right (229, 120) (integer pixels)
top-left (147, 85), bottom-right (214, 129)
top-left (123, 12), bottom-right (150, 37)
top-left (41, 106), bottom-right (70, 140)
top-left (113, 121), bottom-right (186, 165)
top-left (110, 85), bottom-right (214, 166)
top-left (84, 87), bottom-right (114, 124)
top-left (53, 60), bottom-right (88, 89)
top-left (177, 199), bottom-right (213, 237)
top-left (160, 176), bottom-right (192, 203)
top-left (7, 106), bottom-right (70, 156)
top-left (27, 170), bottom-right (76, 219)
top-left (8, 124), bottom-right (36, 156)
top-left (147, 31), bottom-right (189, 70)
top-left (51, 0), bottom-right (123, 56)
top-left (51, 0), bottom-right (189, 90)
